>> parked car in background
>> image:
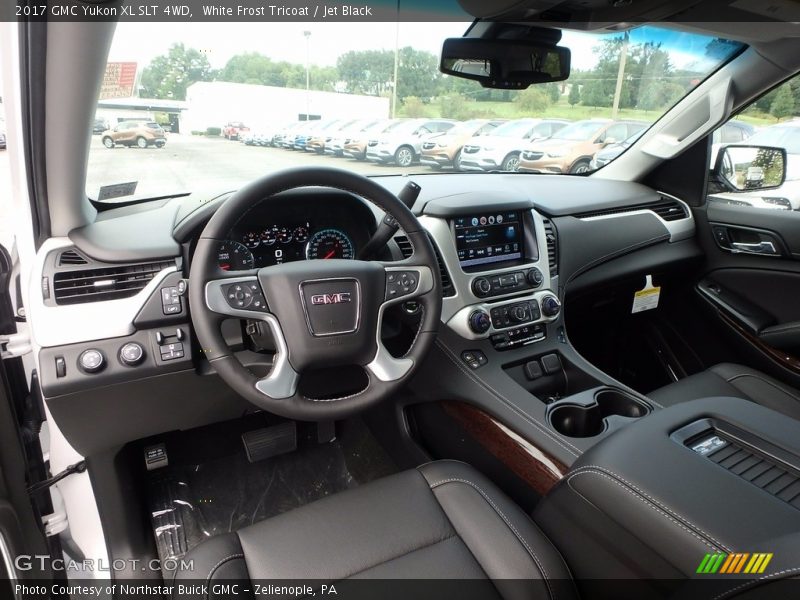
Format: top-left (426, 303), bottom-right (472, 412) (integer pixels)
top-left (343, 119), bottom-right (400, 160)
top-left (590, 129), bottom-right (646, 170)
top-left (306, 120), bottom-right (355, 153)
top-left (458, 118), bottom-right (569, 172)
top-left (325, 119), bottom-right (383, 156)
top-left (421, 119), bottom-right (506, 170)
top-left (278, 121), bottom-right (315, 149)
top-left (709, 119), bottom-right (756, 166)
top-left (223, 121), bottom-right (249, 140)
top-left (92, 118), bottom-right (109, 135)
top-left (366, 118), bottom-right (457, 166)
top-left (101, 121), bottom-right (166, 149)
top-left (519, 119), bottom-right (647, 174)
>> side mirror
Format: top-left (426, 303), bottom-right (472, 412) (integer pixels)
top-left (604, 137), bottom-right (618, 146)
top-left (714, 145), bottom-right (787, 192)
top-left (440, 37), bottom-right (570, 90)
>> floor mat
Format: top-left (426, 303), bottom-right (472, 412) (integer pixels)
top-left (146, 419), bottom-right (397, 562)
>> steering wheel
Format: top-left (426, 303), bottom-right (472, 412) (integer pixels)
top-left (189, 167), bottom-right (442, 421)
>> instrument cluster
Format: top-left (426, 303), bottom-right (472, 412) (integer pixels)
top-left (216, 221), bottom-right (356, 271)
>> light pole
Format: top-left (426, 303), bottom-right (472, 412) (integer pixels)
top-left (304, 30), bottom-right (311, 120)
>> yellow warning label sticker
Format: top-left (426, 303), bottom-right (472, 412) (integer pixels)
top-left (632, 275), bottom-right (661, 313)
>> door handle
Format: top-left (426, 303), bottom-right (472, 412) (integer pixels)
top-left (730, 241), bottom-right (779, 256)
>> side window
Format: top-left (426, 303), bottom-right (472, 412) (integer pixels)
top-left (603, 124), bottom-right (628, 144)
top-left (709, 75), bottom-right (799, 212)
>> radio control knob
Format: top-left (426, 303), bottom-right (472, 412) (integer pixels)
top-left (79, 349), bottom-right (105, 373)
top-left (527, 268), bottom-right (544, 287)
top-left (472, 277), bottom-right (491, 297)
top-left (511, 305), bottom-right (528, 322)
top-left (468, 310), bottom-right (491, 334)
top-left (541, 295), bottom-right (562, 318)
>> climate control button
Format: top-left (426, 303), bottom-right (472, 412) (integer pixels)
top-left (468, 310), bottom-right (491, 334)
top-left (541, 295), bottom-right (562, 318)
top-left (472, 277), bottom-right (491, 297)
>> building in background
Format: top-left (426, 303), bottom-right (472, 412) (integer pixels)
top-left (95, 98), bottom-right (187, 133)
top-left (182, 82), bottom-right (390, 133)
top-left (99, 62), bottom-right (138, 100)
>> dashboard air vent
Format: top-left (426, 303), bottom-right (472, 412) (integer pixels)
top-left (395, 236), bottom-right (413, 259)
top-left (393, 235), bottom-right (455, 297)
top-left (650, 197), bottom-right (689, 222)
top-left (699, 435), bottom-right (800, 511)
top-left (58, 249), bottom-right (88, 266)
top-left (542, 219), bottom-right (558, 277)
top-left (576, 197), bottom-right (688, 222)
top-left (53, 260), bottom-right (173, 305)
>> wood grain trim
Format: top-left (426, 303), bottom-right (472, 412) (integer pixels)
top-left (442, 401), bottom-right (567, 496)
top-left (718, 311), bottom-right (800, 374)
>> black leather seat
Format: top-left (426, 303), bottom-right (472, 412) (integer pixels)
top-left (174, 460), bottom-right (576, 599)
top-left (648, 362), bottom-right (800, 419)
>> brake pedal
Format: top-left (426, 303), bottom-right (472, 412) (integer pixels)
top-left (242, 422), bottom-right (297, 463)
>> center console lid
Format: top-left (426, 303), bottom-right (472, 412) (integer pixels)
top-left (534, 396), bottom-right (800, 592)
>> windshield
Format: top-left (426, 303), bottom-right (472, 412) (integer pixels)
top-left (552, 120), bottom-right (607, 142)
top-left (87, 23), bottom-right (744, 201)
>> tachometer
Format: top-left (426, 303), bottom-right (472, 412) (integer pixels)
top-left (293, 226), bottom-right (309, 243)
top-left (305, 229), bottom-right (355, 260)
top-left (277, 227), bottom-right (293, 244)
top-left (242, 232), bottom-right (260, 249)
top-left (217, 240), bottom-right (255, 271)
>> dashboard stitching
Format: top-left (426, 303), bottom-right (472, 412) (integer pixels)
top-left (434, 340), bottom-right (581, 457)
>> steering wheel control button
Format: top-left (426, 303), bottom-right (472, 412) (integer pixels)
top-left (468, 310), bottom-right (491, 334)
top-left (78, 349), bottom-right (105, 373)
top-left (161, 286), bottom-right (182, 315)
top-left (462, 350), bottom-right (488, 370)
top-left (385, 270), bottom-right (419, 301)
top-left (491, 323), bottom-right (546, 351)
top-left (490, 300), bottom-right (541, 329)
top-left (119, 342), bottom-right (145, 366)
top-left (222, 281), bottom-right (268, 312)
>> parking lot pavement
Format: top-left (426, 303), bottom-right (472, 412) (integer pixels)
top-left (86, 134), bottom-right (423, 201)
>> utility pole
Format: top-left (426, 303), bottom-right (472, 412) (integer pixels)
top-left (611, 31), bottom-right (629, 121)
top-left (391, 5), bottom-right (399, 117)
top-left (304, 30), bottom-right (311, 120)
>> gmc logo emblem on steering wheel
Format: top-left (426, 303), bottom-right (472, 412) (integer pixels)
top-left (310, 292), bottom-right (352, 305)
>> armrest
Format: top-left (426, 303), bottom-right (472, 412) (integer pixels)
top-left (759, 321), bottom-right (800, 352)
top-left (534, 397), bottom-right (800, 583)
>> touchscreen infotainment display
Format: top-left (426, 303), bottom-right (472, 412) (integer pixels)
top-left (454, 211), bottom-right (523, 268)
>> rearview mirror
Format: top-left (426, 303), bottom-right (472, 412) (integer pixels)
top-left (440, 38), bottom-right (570, 89)
top-left (714, 145), bottom-right (787, 192)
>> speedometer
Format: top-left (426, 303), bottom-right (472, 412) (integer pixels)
top-left (217, 240), bottom-right (255, 271)
top-left (305, 229), bottom-right (355, 260)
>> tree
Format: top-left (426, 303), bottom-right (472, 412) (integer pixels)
top-left (438, 93), bottom-right (477, 120)
top-left (400, 96), bottom-right (428, 117)
top-left (582, 80), bottom-right (610, 108)
top-left (546, 82), bottom-right (561, 103)
top-left (568, 83), bottom-right (581, 107)
top-left (336, 50), bottom-right (394, 95)
top-left (515, 87), bottom-right (550, 114)
top-left (140, 43), bottom-right (214, 100)
top-left (639, 81), bottom-right (685, 112)
top-left (770, 84), bottom-right (795, 121)
top-left (396, 47), bottom-right (443, 100)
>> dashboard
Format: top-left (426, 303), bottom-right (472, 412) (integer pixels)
top-left (211, 191), bottom-right (377, 271)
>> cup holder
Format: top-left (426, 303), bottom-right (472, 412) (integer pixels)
top-left (549, 389), bottom-right (650, 438)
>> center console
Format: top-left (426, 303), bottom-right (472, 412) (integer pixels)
top-left (534, 396), bottom-right (800, 597)
top-left (419, 196), bottom-right (561, 353)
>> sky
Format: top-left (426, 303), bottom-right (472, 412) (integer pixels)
top-left (107, 22), bottom-right (725, 76)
